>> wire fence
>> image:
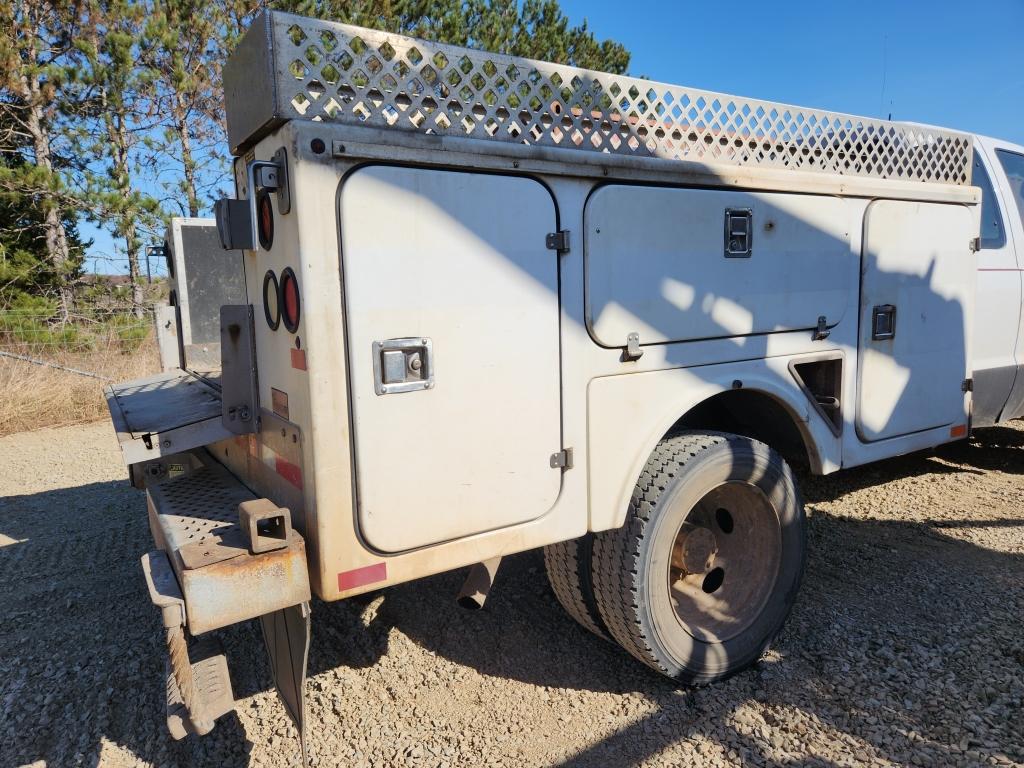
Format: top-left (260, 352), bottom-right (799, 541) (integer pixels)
top-left (0, 308), bottom-right (163, 435)
top-left (0, 308), bottom-right (156, 360)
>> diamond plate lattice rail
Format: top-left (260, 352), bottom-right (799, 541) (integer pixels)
top-left (225, 11), bottom-right (972, 185)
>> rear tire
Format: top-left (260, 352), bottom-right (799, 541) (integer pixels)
top-left (543, 535), bottom-right (609, 640)
top-left (591, 431), bottom-right (806, 684)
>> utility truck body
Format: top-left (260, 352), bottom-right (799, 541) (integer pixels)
top-left (103, 9), bottom-right (1020, 754)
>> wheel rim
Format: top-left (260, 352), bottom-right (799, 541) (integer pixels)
top-left (666, 481), bottom-right (782, 643)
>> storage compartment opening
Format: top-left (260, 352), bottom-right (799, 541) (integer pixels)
top-left (792, 358), bottom-right (843, 433)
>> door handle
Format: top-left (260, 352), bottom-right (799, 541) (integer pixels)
top-left (871, 305), bottom-right (896, 340)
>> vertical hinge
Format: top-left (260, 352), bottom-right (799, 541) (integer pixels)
top-left (962, 378), bottom-right (973, 393)
top-left (549, 447), bottom-right (574, 470)
top-left (969, 237), bottom-right (981, 253)
top-left (812, 315), bottom-right (830, 341)
top-left (272, 146), bottom-right (291, 215)
top-left (622, 331), bottom-right (643, 361)
top-left (546, 230), bottom-right (570, 253)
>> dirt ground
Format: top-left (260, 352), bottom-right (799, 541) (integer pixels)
top-left (0, 420), bottom-right (1022, 768)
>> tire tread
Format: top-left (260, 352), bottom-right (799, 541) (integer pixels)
top-left (543, 535), bottom-right (609, 640)
top-left (591, 431), bottom-right (756, 679)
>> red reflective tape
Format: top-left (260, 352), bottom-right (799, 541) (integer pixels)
top-left (290, 348), bottom-right (307, 371)
top-left (274, 456), bottom-right (303, 489)
top-left (338, 562), bottom-right (387, 591)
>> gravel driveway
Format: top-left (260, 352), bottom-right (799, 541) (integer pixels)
top-left (0, 420), bottom-right (1022, 767)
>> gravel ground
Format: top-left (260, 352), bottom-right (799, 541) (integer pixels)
top-left (0, 420), bottom-right (1022, 767)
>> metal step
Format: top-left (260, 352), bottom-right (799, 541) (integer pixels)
top-left (165, 635), bottom-right (236, 740)
top-left (105, 369), bottom-right (231, 467)
top-left (146, 457), bottom-right (311, 635)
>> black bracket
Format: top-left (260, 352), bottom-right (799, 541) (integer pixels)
top-left (546, 230), bottom-right (570, 253)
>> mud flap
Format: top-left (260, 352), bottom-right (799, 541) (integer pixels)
top-left (260, 601), bottom-right (311, 763)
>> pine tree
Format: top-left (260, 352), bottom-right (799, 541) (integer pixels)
top-left (73, 0), bottom-right (161, 317)
top-left (141, 0), bottom-right (226, 217)
top-left (0, 144), bottom-right (87, 312)
top-left (0, 0), bottom-right (82, 319)
top-left (253, 0), bottom-right (630, 72)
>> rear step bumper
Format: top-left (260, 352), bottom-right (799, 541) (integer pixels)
top-left (140, 454), bottom-right (311, 741)
top-left (146, 457), bottom-right (310, 634)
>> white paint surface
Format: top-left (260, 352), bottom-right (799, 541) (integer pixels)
top-left (856, 200), bottom-right (974, 441)
top-left (585, 187), bottom-right (853, 347)
top-left (341, 166), bottom-right (562, 553)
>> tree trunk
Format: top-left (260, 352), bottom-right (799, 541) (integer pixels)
top-left (123, 223), bottom-right (145, 318)
top-left (17, 42), bottom-right (73, 321)
top-left (106, 98), bottom-right (145, 318)
top-left (173, 90), bottom-right (199, 217)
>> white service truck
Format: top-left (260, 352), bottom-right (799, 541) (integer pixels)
top-left (103, 9), bottom-right (1024, 754)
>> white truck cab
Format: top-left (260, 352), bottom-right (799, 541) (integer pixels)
top-left (970, 135), bottom-right (1024, 425)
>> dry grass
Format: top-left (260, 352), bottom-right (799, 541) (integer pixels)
top-left (0, 335), bottom-right (159, 437)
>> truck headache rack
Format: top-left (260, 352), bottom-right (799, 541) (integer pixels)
top-left (225, 11), bottom-right (972, 185)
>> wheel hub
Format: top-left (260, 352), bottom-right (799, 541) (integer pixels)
top-left (667, 481), bottom-right (782, 643)
top-left (670, 523), bottom-right (718, 575)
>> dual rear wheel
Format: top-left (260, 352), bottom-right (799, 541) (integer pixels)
top-left (544, 431), bottom-right (806, 683)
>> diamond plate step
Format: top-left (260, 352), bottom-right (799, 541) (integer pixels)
top-left (146, 458), bottom-right (311, 635)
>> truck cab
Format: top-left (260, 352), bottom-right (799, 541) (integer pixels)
top-left (971, 135), bottom-right (1024, 426)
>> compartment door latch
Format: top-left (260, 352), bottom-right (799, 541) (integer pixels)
top-left (724, 208), bottom-right (753, 257)
top-left (373, 337), bottom-right (434, 395)
top-left (871, 304), bottom-right (897, 340)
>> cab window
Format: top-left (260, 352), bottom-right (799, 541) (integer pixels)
top-left (972, 152), bottom-right (1006, 248)
top-left (996, 149), bottom-right (1024, 234)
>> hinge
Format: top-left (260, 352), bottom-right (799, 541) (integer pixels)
top-left (962, 378), bottom-right (973, 392)
top-left (812, 315), bottom-right (830, 341)
top-left (549, 447), bottom-right (574, 470)
top-left (271, 146), bottom-right (291, 215)
top-left (546, 230), bottom-right (570, 253)
top-left (622, 331), bottom-right (643, 361)
top-left (969, 237), bottom-right (981, 253)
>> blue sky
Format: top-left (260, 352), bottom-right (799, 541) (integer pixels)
top-left (84, 0), bottom-right (1024, 274)
top-left (558, 0), bottom-right (1024, 143)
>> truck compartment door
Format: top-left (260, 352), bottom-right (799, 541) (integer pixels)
top-left (340, 166), bottom-right (562, 553)
top-left (585, 186), bottom-right (853, 347)
top-left (856, 200), bottom-right (975, 442)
